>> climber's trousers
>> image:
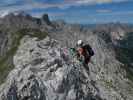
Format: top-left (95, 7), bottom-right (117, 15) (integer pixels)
top-left (83, 62), bottom-right (89, 72)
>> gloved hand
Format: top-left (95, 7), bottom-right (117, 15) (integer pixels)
top-left (78, 55), bottom-right (84, 63)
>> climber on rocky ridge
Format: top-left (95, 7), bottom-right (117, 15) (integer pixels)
top-left (76, 39), bottom-right (94, 71)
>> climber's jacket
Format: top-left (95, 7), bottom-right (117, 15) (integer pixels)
top-left (76, 44), bottom-right (94, 64)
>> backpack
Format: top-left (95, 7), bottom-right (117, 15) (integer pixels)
top-left (83, 44), bottom-right (94, 57)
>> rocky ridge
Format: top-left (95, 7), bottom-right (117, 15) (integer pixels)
top-left (0, 35), bottom-right (133, 100)
top-left (0, 12), bottom-right (133, 100)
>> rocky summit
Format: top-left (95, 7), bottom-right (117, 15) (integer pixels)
top-left (0, 13), bottom-right (133, 100)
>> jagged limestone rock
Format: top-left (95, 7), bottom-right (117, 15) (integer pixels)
top-left (0, 36), bottom-right (133, 100)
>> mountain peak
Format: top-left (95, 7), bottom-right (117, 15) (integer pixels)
top-left (42, 13), bottom-right (51, 25)
top-left (0, 12), bottom-right (52, 30)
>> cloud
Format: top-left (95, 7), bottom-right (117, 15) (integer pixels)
top-left (0, 0), bottom-right (66, 18)
top-left (0, 0), bottom-right (23, 7)
top-left (0, 0), bottom-right (130, 18)
top-left (61, 0), bottom-right (130, 10)
top-left (96, 9), bottom-right (112, 13)
top-left (0, 0), bottom-right (129, 11)
top-left (106, 11), bottom-right (133, 16)
top-left (0, 10), bottom-right (9, 17)
top-left (65, 0), bottom-right (128, 5)
top-left (31, 12), bottom-right (65, 18)
top-left (0, 2), bottom-right (64, 12)
top-left (76, 0), bottom-right (112, 4)
top-left (95, 9), bottom-right (133, 16)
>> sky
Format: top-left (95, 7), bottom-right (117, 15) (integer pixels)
top-left (0, 0), bottom-right (133, 24)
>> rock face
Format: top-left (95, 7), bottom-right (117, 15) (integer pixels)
top-left (0, 36), bottom-right (101, 100)
top-left (0, 35), bottom-right (133, 100)
top-left (0, 12), bottom-right (53, 32)
top-left (0, 13), bottom-right (133, 100)
top-left (0, 12), bottom-right (52, 84)
top-left (42, 14), bottom-right (51, 25)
